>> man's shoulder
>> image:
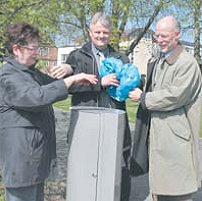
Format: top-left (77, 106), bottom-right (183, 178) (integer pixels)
top-left (69, 43), bottom-right (92, 56)
top-left (181, 48), bottom-right (194, 58)
top-left (179, 48), bottom-right (197, 64)
top-left (108, 48), bottom-right (129, 63)
top-left (172, 48), bottom-right (200, 75)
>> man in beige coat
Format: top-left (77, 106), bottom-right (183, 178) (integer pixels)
top-left (129, 16), bottom-right (202, 201)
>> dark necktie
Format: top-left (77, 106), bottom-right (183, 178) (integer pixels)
top-left (97, 51), bottom-right (105, 67)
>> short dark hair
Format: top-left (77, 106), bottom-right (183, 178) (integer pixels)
top-left (5, 22), bottom-right (40, 55)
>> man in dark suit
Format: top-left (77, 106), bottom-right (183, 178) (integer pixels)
top-left (50, 12), bottom-right (133, 201)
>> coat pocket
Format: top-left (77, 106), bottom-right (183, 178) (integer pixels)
top-left (167, 114), bottom-right (191, 141)
top-left (25, 127), bottom-right (46, 155)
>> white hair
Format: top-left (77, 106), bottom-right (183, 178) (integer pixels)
top-left (90, 12), bottom-right (112, 29)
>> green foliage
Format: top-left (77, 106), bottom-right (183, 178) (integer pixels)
top-left (0, 0), bottom-right (70, 49)
top-left (0, 0), bottom-right (170, 53)
top-left (35, 60), bottom-right (49, 71)
top-left (0, 0), bottom-right (201, 55)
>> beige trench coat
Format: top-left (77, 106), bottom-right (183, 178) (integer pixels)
top-left (144, 45), bottom-right (202, 195)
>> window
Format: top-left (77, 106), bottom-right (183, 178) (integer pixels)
top-left (61, 54), bottom-right (68, 64)
top-left (48, 61), bottom-right (57, 67)
top-left (129, 52), bottom-right (134, 63)
top-left (40, 47), bottom-right (49, 56)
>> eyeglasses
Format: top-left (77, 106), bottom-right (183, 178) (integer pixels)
top-left (18, 44), bottom-right (40, 51)
top-left (153, 31), bottom-right (179, 40)
top-left (153, 34), bottom-right (171, 40)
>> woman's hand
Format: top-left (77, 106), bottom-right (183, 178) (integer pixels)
top-left (48, 64), bottom-right (73, 79)
top-left (64, 73), bottom-right (98, 88)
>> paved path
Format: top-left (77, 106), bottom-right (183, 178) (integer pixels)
top-left (129, 138), bottom-right (202, 201)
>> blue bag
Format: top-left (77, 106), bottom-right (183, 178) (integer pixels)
top-left (99, 57), bottom-right (141, 102)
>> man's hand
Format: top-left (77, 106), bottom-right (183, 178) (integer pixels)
top-left (129, 88), bottom-right (143, 102)
top-left (101, 73), bottom-right (119, 87)
top-left (48, 64), bottom-right (73, 79)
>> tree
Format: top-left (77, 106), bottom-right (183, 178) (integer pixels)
top-left (3, 0), bottom-right (200, 61)
top-left (0, 0), bottom-right (71, 48)
top-left (125, 0), bottom-right (167, 55)
top-left (193, 0), bottom-right (202, 64)
top-left (57, 0), bottom-right (172, 53)
top-left (173, 0), bottom-right (202, 65)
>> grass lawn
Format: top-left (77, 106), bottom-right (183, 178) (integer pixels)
top-left (54, 96), bottom-right (202, 137)
top-left (53, 96), bottom-right (139, 122)
top-left (53, 96), bottom-right (71, 111)
top-left (0, 183), bottom-right (5, 201)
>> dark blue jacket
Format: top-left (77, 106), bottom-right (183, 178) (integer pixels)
top-left (66, 42), bottom-right (131, 166)
top-left (0, 57), bottom-right (68, 187)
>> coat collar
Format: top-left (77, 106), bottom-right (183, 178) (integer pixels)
top-left (81, 42), bottom-right (116, 56)
top-left (145, 44), bottom-right (184, 91)
top-left (165, 44), bottom-right (184, 65)
top-left (4, 57), bottom-right (34, 71)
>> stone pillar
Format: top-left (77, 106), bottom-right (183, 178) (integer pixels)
top-left (66, 107), bottom-right (125, 201)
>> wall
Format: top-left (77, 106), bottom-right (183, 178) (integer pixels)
top-left (120, 38), bottom-right (153, 76)
top-left (57, 46), bottom-right (81, 66)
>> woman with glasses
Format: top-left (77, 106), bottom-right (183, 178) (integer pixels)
top-left (0, 22), bottom-right (97, 201)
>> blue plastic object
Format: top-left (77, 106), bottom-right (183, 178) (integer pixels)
top-left (99, 57), bottom-right (141, 102)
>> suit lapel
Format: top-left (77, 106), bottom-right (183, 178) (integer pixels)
top-left (146, 59), bottom-right (158, 92)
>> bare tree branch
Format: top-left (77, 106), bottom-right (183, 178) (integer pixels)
top-left (125, 0), bottom-right (165, 55)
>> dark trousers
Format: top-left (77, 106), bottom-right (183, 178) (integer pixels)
top-left (121, 167), bottom-right (131, 201)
